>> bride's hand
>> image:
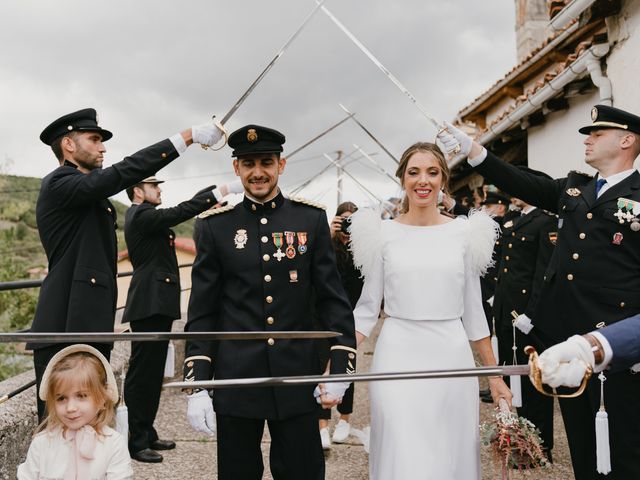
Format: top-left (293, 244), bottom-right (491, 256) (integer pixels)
top-left (488, 377), bottom-right (513, 407)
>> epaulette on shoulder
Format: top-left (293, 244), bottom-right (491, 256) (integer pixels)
top-left (289, 196), bottom-right (326, 210)
top-left (198, 204), bottom-right (234, 219)
top-left (569, 170), bottom-right (594, 178)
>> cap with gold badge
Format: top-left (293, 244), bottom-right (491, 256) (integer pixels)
top-left (40, 108), bottom-right (113, 145)
top-left (228, 124), bottom-right (285, 158)
top-left (579, 105), bottom-right (640, 135)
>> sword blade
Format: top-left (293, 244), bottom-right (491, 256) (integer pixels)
top-left (339, 104), bottom-right (399, 164)
top-left (322, 153), bottom-right (383, 203)
top-left (320, 4), bottom-right (441, 129)
top-left (286, 113), bottom-right (354, 159)
top-left (219, 1), bottom-right (326, 125)
top-left (164, 365), bottom-right (531, 390)
top-left (0, 331), bottom-right (340, 343)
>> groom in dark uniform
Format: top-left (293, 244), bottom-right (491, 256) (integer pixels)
top-left (182, 124), bottom-right (357, 479)
top-left (438, 105), bottom-right (640, 479)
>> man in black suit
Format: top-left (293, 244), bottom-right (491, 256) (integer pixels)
top-left (492, 180), bottom-right (557, 460)
top-left (32, 108), bottom-right (223, 420)
top-left (182, 124), bottom-right (357, 480)
top-left (122, 176), bottom-right (238, 463)
top-left (438, 105), bottom-right (640, 479)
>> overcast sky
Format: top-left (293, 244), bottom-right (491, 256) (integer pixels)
top-left (0, 1), bottom-right (517, 215)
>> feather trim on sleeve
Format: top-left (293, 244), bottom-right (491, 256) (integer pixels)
top-left (348, 208), bottom-right (382, 279)
top-left (464, 209), bottom-right (501, 276)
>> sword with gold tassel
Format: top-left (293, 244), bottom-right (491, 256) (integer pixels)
top-left (164, 346), bottom-right (592, 399)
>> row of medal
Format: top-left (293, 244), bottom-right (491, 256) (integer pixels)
top-left (615, 197), bottom-right (640, 231)
top-left (234, 229), bottom-right (308, 261)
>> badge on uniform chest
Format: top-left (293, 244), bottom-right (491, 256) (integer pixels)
top-left (612, 232), bottom-right (624, 245)
top-left (235, 229), bottom-right (248, 249)
top-left (289, 270), bottom-right (298, 282)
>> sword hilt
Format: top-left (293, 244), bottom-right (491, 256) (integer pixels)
top-left (525, 345), bottom-right (593, 398)
top-left (200, 117), bottom-right (229, 152)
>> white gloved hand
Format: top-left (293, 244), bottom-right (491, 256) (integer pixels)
top-left (538, 335), bottom-right (595, 388)
top-left (513, 313), bottom-right (534, 334)
top-left (187, 390), bottom-right (216, 436)
top-left (192, 123), bottom-right (224, 147)
top-left (313, 382), bottom-right (351, 403)
top-left (225, 180), bottom-right (244, 195)
top-left (435, 121), bottom-right (473, 158)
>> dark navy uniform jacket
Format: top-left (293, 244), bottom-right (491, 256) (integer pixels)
top-left (30, 140), bottom-right (179, 350)
top-left (184, 191), bottom-right (357, 420)
top-left (493, 208), bottom-right (557, 330)
top-left (475, 151), bottom-right (640, 344)
top-left (122, 189), bottom-right (217, 323)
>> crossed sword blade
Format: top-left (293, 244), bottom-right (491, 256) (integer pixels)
top-left (164, 365), bottom-right (531, 390)
top-left (0, 331), bottom-right (340, 343)
top-left (218, 0), bottom-right (326, 126)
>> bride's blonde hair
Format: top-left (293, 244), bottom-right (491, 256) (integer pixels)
top-left (395, 142), bottom-right (450, 213)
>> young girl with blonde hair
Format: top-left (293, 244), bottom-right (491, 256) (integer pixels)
top-left (18, 344), bottom-right (133, 479)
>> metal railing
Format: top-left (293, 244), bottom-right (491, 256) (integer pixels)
top-left (0, 263), bottom-right (194, 292)
top-left (0, 263), bottom-right (195, 404)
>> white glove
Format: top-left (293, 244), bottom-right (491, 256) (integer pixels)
top-left (192, 123), bottom-right (224, 147)
top-left (313, 382), bottom-right (351, 403)
top-left (225, 180), bottom-right (244, 194)
top-left (513, 313), bottom-right (534, 334)
top-left (538, 335), bottom-right (595, 388)
top-left (187, 390), bottom-right (216, 436)
top-left (435, 121), bottom-right (473, 158)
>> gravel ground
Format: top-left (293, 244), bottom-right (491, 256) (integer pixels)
top-left (135, 317), bottom-right (575, 479)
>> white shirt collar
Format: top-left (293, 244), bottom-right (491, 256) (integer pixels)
top-left (598, 169), bottom-right (636, 189)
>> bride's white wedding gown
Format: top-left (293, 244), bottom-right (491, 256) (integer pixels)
top-left (350, 211), bottom-right (497, 480)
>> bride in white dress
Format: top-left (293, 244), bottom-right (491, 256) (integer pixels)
top-left (349, 142), bottom-right (512, 480)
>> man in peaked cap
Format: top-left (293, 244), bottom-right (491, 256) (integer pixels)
top-left (438, 104), bottom-right (640, 479)
top-left (31, 107), bottom-right (225, 421)
top-left (122, 175), bottom-right (242, 463)
top-left (182, 124), bottom-right (357, 479)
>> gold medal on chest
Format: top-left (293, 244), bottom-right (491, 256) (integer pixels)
top-left (234, 229), bottom-right (248, 249)
top-left (503, 220), bottom-right (514, 229)
top-left (285, 231), bottom-right (296, 259)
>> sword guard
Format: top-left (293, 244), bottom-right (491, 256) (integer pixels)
top-left (525, 345), bottom-right (593, 399)
top-left (200, 118), bottom-right (228, 152)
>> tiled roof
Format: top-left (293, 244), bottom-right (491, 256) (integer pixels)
top-left (457, 18), bottom-right (578, 119)
top-left (463, 37), bottom-right (594, 138)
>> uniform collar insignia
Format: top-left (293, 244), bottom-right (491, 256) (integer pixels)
top-left (566, 188), bottom-right (581, 197)
top-left (242, 190), bottom-right (284, 213)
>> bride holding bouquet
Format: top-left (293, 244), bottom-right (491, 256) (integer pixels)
top-left (350, 141), bottom-right (512, 479)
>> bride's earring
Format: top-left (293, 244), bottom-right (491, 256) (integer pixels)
top-left (437, 189), bottom-right (444, 204)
